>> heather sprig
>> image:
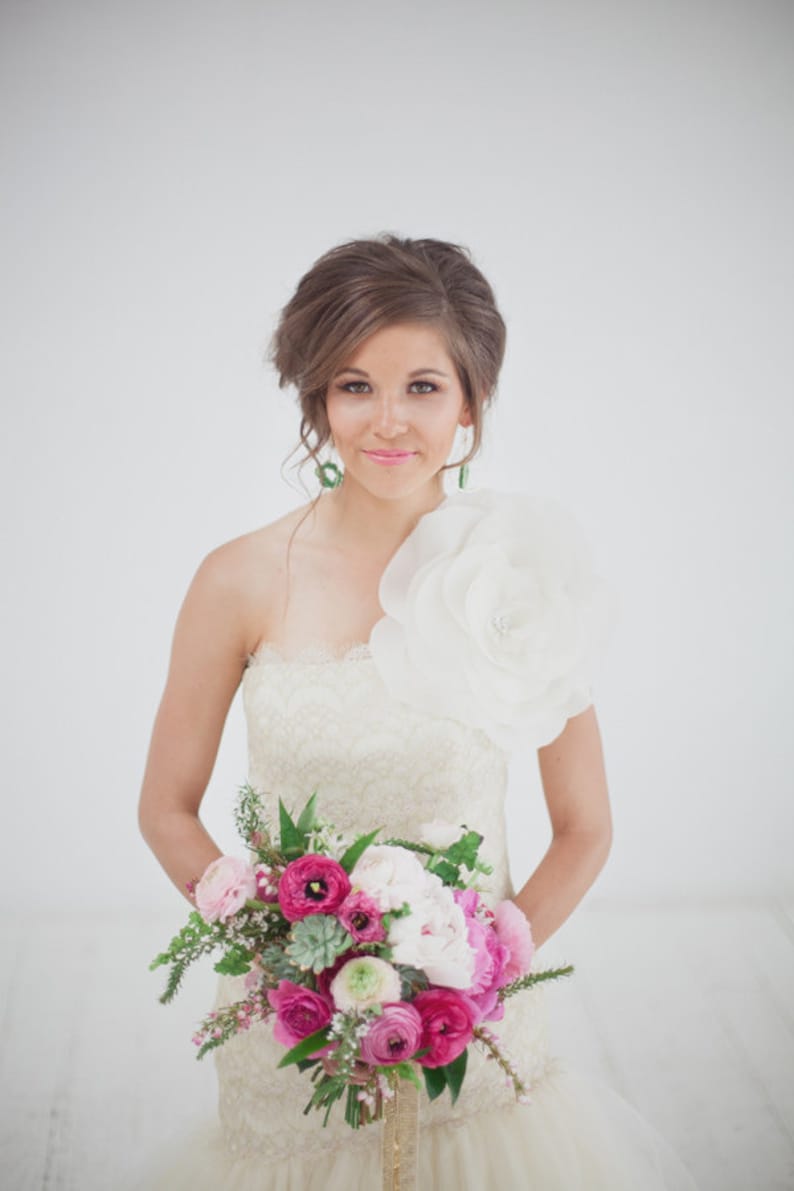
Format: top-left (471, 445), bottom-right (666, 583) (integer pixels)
top-left (192, 988), bottom-right (273, 1059)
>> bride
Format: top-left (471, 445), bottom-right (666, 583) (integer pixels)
top-left (138, 234), bottom-right (697, 1188)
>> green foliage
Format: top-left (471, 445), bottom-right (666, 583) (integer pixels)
top-left (257, 943), bottom-right (306, 984)
top-left (339, 827), bottom-right (382, 874)
top-left (421, 1050), bottom-right (468, 1105)
top-left (277, 1027), bottom-right (332, 1068)
top-left (422, 1065), bottom-right (447, 1101)
top-left (396, 965), bottom-right (430, 1000)
top-left (278, 793), bottom-right (322, 860)
top-left (497, 964), bottom-right (575, 1002)
top-left (213, 943), bottom-right (252, 976)
top-left (285, 915), bottom-right (354, 974)
top-left (149, 911), bottom-right (220, 1004)
top-left (444, 1049), bottom-right (467, 1105)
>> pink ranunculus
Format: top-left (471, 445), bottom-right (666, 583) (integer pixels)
top-left (267, 980), bottom-right (333, 1051)
top-left (493, 900), bottom-right (535, 983)
top-left (277, 854), bottom-right (351, 922)
top-left (413, 988), bottom-right (477, 1068)
top-left (195, 856), bottom-right (257, 923)
top-left (337, 890), bottom-right (387, 943)
top-left (359, 1002), bottom-right (423, 1066)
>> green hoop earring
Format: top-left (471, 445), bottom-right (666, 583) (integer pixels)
top-left (316, 460), bottom-right (344, 489)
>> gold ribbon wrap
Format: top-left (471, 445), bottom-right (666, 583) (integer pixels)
top-left (381, 1078), bottom-right (420, 1191)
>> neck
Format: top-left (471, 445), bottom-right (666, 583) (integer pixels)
top-left (320, 474), bottom-right (447, 558)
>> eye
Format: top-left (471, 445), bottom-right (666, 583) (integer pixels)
top-left (410, 381), bottom-right (438, 394)
top-left (339, 381), bottom-right (370, 395)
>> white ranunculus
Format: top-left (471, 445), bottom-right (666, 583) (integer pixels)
top-left (330, 956), bottom-right (402, 1011)
top-left (348, 845), bottom-right (429, 912)
top-left (387, 878), bottom-right (475, 989)
top-left (419, 820), bottom-right (465, 851)
top-left (369, 489), bottom-right (619, 750)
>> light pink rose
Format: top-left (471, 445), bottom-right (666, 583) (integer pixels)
top-left (359, 1002), bottom-right (423, 1066)
top-left (267, 980), bottom-right (333, 1051)
top-left (493, 900), bottom-right (535, 982)
top-left (195, 856), bottom-right (257, 923)
top-left (413, 988), bottom-right (477, 1068)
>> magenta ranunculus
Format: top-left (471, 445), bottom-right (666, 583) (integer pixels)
top-left (277, 854), bottom-right (351, 922)
top-left (337, 890), bottom-right (387, 943)
top-left (195, 856), bottom-right (257, 923)
top-left (413, 988), bottom-right (477, 1068)
top-left (493, 900), bottom-right (535, 983)
top-left (267, 980), bottom-right (333, 1051)
top-left (359, 1002), bottom-right (423, 1066)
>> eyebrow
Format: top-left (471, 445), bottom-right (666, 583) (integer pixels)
top-left (334, 367), bottom-right (450, 379)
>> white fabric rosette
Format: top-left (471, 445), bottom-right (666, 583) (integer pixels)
top-left (369, 488), bottom-right (620, 751)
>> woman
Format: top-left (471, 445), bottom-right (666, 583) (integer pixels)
top-left (138, 234), bottom-right (696, 1188)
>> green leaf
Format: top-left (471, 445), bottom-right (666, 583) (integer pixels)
top-left (277, 1027), bottom-right (331, 1068)
top-left (296, 792), bottom-right (320, 840)
top-left (296, 1058), bottom-right (321, 1073)
top-left (339, 827), bottom-right (382, 874)
top-left (427, 859), bottom-right (458, 885)
top-left (443, 1048), bottom-right (468, 1105)
top-left (422, 1065), bottom-right (447, 1101)
top-left (443, 830), bottom-right (482, 868)
top-left (213, 944), bottom-right (252, 976)
top-left (279, 799), bottom-right (304, 859)
top-left (392, 1062), bottom-right (423, 1091)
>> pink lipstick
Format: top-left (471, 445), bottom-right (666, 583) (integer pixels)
top-left (363, 450), bottom-right (418, 467)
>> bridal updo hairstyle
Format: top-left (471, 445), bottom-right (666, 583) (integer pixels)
top-left (269, 234), bottom-right (507, 477)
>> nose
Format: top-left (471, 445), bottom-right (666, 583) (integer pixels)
top-left (371, 392), bottom-right (408, 439)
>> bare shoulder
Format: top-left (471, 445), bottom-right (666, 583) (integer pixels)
top-left (195, 502), bottom-right (317, 651)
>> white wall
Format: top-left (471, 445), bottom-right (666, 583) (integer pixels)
top-left (1, 0), bottom-right (791, 912)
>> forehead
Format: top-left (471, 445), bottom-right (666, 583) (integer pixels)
top-left (341, 322), bottom-right (453, 370)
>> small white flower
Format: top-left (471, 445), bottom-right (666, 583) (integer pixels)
top-left (419, 820), bottom-right (465, 850)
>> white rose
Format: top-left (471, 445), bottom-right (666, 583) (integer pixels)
top-left (419, 820), bottom-right (465, 850)
top-left (349, 844), bottom-right (429, 912)
top-left (369, 489), bottom-right (619, 750)
top-left (387, 879), bottom-right (475, 989)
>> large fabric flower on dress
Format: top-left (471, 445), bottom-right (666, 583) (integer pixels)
top-left (369, 489), bottom-right (619, 750)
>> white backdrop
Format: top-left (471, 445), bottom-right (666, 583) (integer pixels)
top-left (2, 0), bottom-right (792, 913)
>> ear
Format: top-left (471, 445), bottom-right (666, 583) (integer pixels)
top-left (458, 401), bottom-right (473, 429)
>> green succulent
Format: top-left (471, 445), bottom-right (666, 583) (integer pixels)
top-left (285, 915), bottom-right (354, 974)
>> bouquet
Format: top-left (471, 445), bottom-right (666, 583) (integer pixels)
top-left (150, 786), bottom-right (573, 1129)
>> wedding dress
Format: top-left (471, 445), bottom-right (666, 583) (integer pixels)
top-left (140, 490), bottom-right (698, 1189)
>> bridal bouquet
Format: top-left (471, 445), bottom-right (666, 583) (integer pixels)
top-left (150, 786), bottom-right (572, 1129)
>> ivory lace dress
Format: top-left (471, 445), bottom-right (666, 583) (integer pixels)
top-left (142, 490), bottom-right (698, 1190)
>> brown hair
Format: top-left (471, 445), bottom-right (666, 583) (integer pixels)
top-left (268, 234), bottom-right (507, 478)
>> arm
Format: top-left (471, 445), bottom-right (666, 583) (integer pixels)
top-left (138, 545), bottom-right (257, 905)
top-left (511, 704), bottom-right (612, 949)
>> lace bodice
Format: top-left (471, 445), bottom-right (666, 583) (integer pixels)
top-left (214, 646), bottom-right (552, 1163)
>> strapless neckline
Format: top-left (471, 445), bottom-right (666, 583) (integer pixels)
top-left (245, 640), bottom-right (374, 668)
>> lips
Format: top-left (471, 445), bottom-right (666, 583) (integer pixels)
top-left (363, 450), bottom-right (418, 466)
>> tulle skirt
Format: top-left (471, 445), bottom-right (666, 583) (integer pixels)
top-left (134, 1060), bottom-right (698, 1190)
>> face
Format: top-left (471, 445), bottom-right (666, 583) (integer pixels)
top-left (324, 322), bottom-right (472, 501)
